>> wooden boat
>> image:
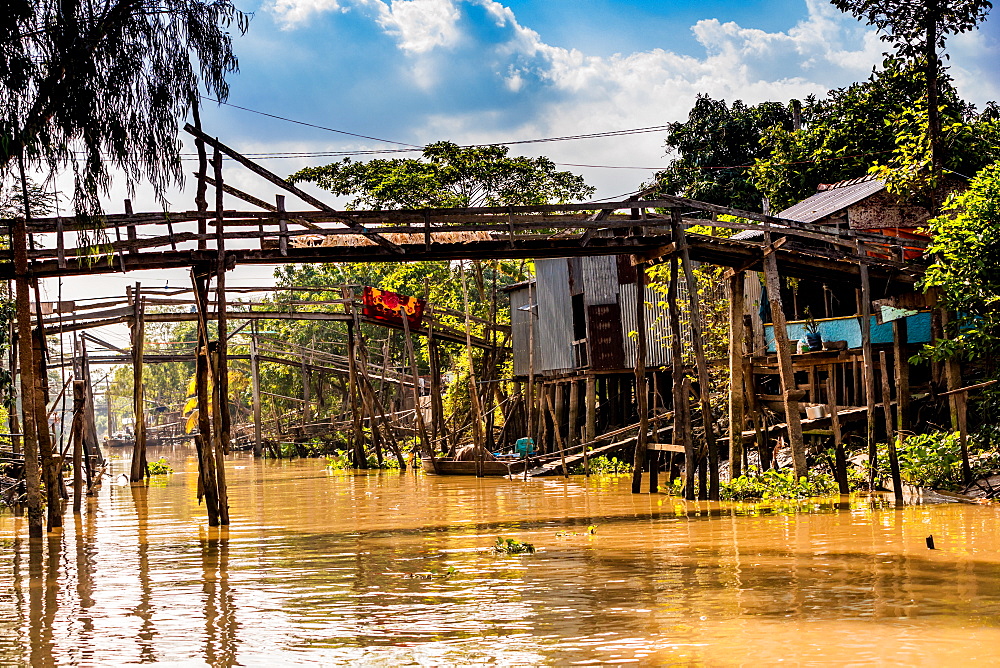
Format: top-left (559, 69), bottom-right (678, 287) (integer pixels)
top-left (104, 437), bottom-right (134, 448)
top-left (421, 457), bottom-right (528, 476)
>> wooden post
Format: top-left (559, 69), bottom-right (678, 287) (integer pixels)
top-left (250, 322), bottom-right (263, 457)
top-left (129, 286), bottom-right (147, 483)
top-left (192, 271), bottom-right (220, 526)
top-left (400, 307), bottom-right (433, 466)
top-left (762, 229), bottom-right (808, 480)
top-left (893, 318), bottom-right (911, 433)
top-left (459, 263), bottom-right (487, 452)
top-left (666, 257), bottom-right (694, 500)
top-left (30, 325), bottom-right (60, 531)
top-left (7, 316), bottom-right (21, 456)
top-left (880, 350), bottom-right (904, 503)
top-left (526, 281), bottom-right (537, 475)
top-left (825, 371), bottom-right (849, 495)
top-left (71, 381), bottom-right (85, 513)
top-left (545, 392), bottom-right (569, 478)
top-left (728, 271), bottom-right (746, 478)
top-left (940, 308), bottom-right (972, 482)
top-left (345, 318), bottom-right (364, 467)
top-left (554, 382), bottom-right (566, 471)
top-left (192, 100), bottom-right (209, 251)
top-left (585, 374), bottom-right (596, 477)
top-left (214, 147), bottom-right (231, 461)
top-left (676, 218), bottom-right (721, 499)
top-left (857, 261), bottom-right (878, 489)
top-left (630, 261), bottom-right (649, 494)
top-left (568, 379), bottom-right (580, 463)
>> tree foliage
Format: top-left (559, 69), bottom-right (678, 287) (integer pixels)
top-left (920, 162), bottom-right (1000, 381)
top-left (653, 95), bottom-right (794, 211)
top-left (831, 0), bottom-right (992, 185)
top-left (1, 0), bottom-right (247, 212)
top-left (289, 141), bottom-right (595, 210)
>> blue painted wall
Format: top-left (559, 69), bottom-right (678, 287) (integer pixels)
top-left (764, 311), bottom-right (931, 352)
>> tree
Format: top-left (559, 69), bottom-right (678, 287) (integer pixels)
top-left (289, 141), bottom-right (595, 210)
top-left (653, 95), bottom-right (794, 212)
top-left (2, 0), bottom-right (247, 212)
top-left (830, 0), bottom-right (992, 186)
top-left (750, 61), bottom-right (991, 209)
top-left (920, 162), bottom-right (1000, 409)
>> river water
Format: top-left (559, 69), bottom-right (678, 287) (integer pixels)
top-left (0, 445), bottom-right (998, 666)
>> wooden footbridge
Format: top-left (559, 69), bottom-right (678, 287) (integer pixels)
top-left (4, 123), bottom-right (929, 534)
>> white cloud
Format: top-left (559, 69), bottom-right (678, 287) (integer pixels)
top-left (371, 0), bottom-right (464, 54)
top-left (269, 0), bottom-right (343, 28)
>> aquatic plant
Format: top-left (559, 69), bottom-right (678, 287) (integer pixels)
top-left (665, 466), bottom-right (841, 500)
top-left (493, 537), bottom-right (535, 554)
top-left (875, 430), bottom-right (1000, 490)
top-left (325, 452), bottom-right (352, 470)
top-left (571, 455), bottom-right (631, 475)
top-left (146, 458), bottom-right (173, 475)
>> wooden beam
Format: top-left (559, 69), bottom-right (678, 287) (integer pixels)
top-left (183, 124), bottom-right (402, 254)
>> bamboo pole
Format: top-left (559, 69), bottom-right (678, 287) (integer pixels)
top-left (584, 374), bottom-right (596, 477)
top-left (214, 148), bottom-right (231, 459)
top-left (940, 308), bottom-right (972, 483)
top-left (545, 392), bottom-right (569, 478)
top-left (630, 260), bottom-right (649, 494)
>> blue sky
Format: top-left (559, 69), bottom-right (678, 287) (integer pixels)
top-left (181, 0), bottom-right (1000, 205)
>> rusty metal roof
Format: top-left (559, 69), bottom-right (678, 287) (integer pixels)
top-left (778, 175), bottom-right (885, 224)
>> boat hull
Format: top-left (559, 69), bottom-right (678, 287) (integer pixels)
top-left (421, 457), bottom-right (526, 476)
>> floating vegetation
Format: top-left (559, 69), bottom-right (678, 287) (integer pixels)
top-left (493, 537), bottom-right (535, 554)
top-left (571, 455), bottom-right (631, 475)
top-left (147, 458), bottom-right (173, 475)
top-left (556, 525), bottom-right (598, 538)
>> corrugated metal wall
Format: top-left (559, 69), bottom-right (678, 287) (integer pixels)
top-left (535, 258), bottom-right (575, 372)
top-left (744, 272), bottom-right (766, 354)
top-left (508, 284), bottom-right (536, 377)
top-left (581, 256), bottom-right (619, 306)
top-left (618, 280), bottom-right (694, 367)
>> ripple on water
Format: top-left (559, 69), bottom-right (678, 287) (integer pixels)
top-left (0, 449), bottom-right (998, 665)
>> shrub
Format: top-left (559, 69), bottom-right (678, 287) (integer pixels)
top-left (493, 537), bottom-right (535, 554)
top-left (571, 455), bottom-right (631, 475)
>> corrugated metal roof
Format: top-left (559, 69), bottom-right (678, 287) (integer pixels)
top-left (778, 176), bottom-right (885, 223)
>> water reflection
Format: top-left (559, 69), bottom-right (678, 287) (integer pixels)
top-left (0, 449), bottom-right (997, 665)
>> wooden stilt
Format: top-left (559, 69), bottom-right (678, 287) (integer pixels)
top-left (857, 261), bottom-right (878, 489)
top-left (568, 379), bottom-right (580, 466)
top-left (763, 229), bottom-right (808, 480)
top-left (584, 374), bottom-right (596, 477)
top-left (129, 285), bottom-right (147, 483)
top-left (30, 325), bottom-right (60, 530)
top-left (71, 381), bottom-right (86, 514)
top-left (192, 271), bottom-right (220, 526)
top-left (728, 271), bottom-right (746, 479)
top-left (880, 350), bottom-right (903, 503)
top-left (630, 261), bottom-right (649, 494)
top-left (249, 322), bottom-right (263, 457)
top-left (893, 318), bottom-right (911, 433)
top-left (665, 257), bottom-right (694, 500)
top-left (675, 218), bottom-right (720, 499)
top-left (825, 371), bottom-right (849, 494)
top-left (940, 308), bottom-right (972, 483)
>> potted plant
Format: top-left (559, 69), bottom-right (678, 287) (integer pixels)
top-left (803, 308), bottom-right (823, 351)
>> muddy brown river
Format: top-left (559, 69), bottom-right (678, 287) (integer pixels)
top-left (0, 445), bottom-right (998, 665)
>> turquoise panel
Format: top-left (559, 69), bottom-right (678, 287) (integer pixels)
top-left (764, 311), bottom-right (931, 352)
